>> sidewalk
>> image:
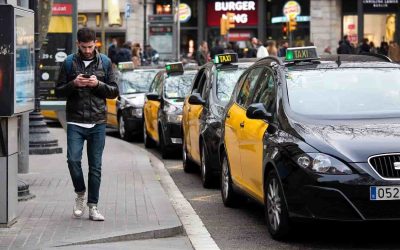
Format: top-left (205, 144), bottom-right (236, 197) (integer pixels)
top-left (0, 127), bottom-right (193, 250)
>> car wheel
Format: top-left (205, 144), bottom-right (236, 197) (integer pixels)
top-left (159, 129), bottom-right (169, 159)
top-left (119, 116), bottom-right (133, 141)
top-left (265, 169), bottom-right (291, 240)
top-left (182, 139), bottom-right (196, 173)
top-left (143, 122), bottom-right (155, 148)
top-left (221, 151), bottom-right (239, 207)
top-left (201, 143), bottom-right (214, 188)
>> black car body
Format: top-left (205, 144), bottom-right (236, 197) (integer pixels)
top-left (116, 66), bottom-right (162, 141)
top-left (182, 55), bottom-right (256, 187)
top-left (220, 49), bottom-right (400, 239)
top-left (143, 65), bottom-right (197, 158)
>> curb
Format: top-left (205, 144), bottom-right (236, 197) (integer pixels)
top-left (145, 150), bottom-right (220, 250)
top-left (52, 225), bottom-right (184, 248)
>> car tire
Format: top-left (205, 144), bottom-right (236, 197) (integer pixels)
top-left (143, 122), bottom-right (155, 148)
top-left (201, 143), bottom-right (214, 188)
top-left (159, 128), bottom-right (169, 159)
top-left (182, 139), bottom-right (196, 173)
top-left (119, 116), bottom-right (134, 142)
top-left (221, 151), bottom-right (240, 207)
top-left (265, 169), bottom-right (291, 240)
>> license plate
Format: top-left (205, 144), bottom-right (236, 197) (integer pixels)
top-left (370, 186), bottom-right (400, 200)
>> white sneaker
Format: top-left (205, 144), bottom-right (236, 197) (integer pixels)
top-left (89, 206), bottom-right (105, 221)
top-left (73, 195), bottom-right (85, 218)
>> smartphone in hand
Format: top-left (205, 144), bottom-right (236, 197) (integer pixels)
top-left (82, 74), bottom-right (91, 78)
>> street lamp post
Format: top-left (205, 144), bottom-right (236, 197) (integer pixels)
top-left (101, 0), bottom-right (106, 53)
top-left (143, 0), bottom-right (147, 48)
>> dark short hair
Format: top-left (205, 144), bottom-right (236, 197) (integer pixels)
top-left (77, 28), bottom-right (96, 43)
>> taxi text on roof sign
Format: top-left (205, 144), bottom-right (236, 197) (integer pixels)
top-left (118, 61), bottom-right (135, 70)
top-left (285, 46), bottom-right (319, 62)
top-left (214, 53), bottom-right (238, 64)
top-left (166, 62), bottom-right (184, 74)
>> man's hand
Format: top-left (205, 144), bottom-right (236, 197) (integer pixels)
top-left (86, 75), bottom-right (99, 88)
top-left (73, 74), bottom-right (90, 87)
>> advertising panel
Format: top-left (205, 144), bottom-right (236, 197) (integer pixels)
top-left (0, 5), bottom-right (34, 117)
top-left (206, 0), bottom-right (258, 27)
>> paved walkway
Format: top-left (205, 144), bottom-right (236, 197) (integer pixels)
top-left (0, 128), bottom-right (192, 250)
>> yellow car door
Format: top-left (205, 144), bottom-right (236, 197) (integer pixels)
top-left (240, 70), bottom-right (275, 201)
top-left (182, 97), bottom-right (191, 151)
top-left (224, 103), bottom-right (244, 183)
top-left (188, 104), bottom-right (203, 163)
top-left (149, 100), bottom-right (160, 142)
top-left (240, 116), bottom-right (268, 201)
top-left (106, 97), bottom-right (118, 127)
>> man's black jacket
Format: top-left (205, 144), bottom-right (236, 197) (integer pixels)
top-left (56, 51), bottom-right (119, 124)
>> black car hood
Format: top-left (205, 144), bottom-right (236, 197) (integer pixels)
top-left (291, 118), bottom-right (400, 163)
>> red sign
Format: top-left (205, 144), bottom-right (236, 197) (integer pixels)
top-left (207, 1), bottom-right (258, 27)
top-left (228, 31), bottom-right (251, 41)
top-left (52, 3), bottom-right (72, 15)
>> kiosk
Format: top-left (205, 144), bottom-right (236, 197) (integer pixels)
top-left (0, 4), bottom-right (35, 227)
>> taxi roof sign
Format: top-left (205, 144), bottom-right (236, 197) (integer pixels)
top-left (166, 62), bottom-right (184, 75)
top-left (285, 46), bottom-right (319, 62)
top-left (118, 61), bottom-right (135, 70)
top-left (214, 53), bottom-right (238, 64)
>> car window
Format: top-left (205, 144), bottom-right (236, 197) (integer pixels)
top-left (236, 67), bottom-right (264, 108)
top-left (216, 68), bottom-right (245, 105)
top-left (252, 68), bottom-right (276, 112)
top-left (286, 68), bottom-right (400, 118)
top-left (120, 71), bottom-right (157, 94)
top-left (164, 72), bottom-right (196, 99)
top-left (191, 69), bottom-right (205, 94)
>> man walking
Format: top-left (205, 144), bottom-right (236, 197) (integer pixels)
top-left (56, 28), bottom-right (119, 221)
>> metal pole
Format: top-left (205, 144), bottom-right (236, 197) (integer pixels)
top-left (72, 0), bottom-right (77, 53)
top-left (357, 0), bottom-right (363, 48)
top-left (143, 0), bottom-right (147, 47)
top-left (101, 0), bottom-right (106, 53)
top-left (176, 0), bottom-right (180, 60)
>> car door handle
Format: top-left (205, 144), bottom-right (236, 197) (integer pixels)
top-left (188, 107), bottom-right (191, 112)
top-left (240, 122), bottom-right (245, 128)
top-left (226, 113), bottom-right (231, 118)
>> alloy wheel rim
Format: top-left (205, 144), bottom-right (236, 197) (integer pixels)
top-left (143, 123), bottom-right (147, 141)
top-left (182, 141), bottom-right (187, 163)
top-left (267, 178), bottom-right (282, 232)
top-left (201, 146), bottom-right (206, 183)
top-left (119, 117), bottom-right (125, 138)
top-left (222, 159), bottom-right (229, 199)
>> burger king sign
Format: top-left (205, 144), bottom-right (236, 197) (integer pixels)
top-left (283, 1), bottom-right (301, 19)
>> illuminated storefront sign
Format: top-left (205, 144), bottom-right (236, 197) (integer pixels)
top-left (179, 3), bottom-right (192, 23)
top-left (283, 1), bottom-right (301, 19)
top-left (207, 0), bottom-right (258, 26)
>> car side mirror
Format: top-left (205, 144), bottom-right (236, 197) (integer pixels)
top-left (246, 103), bottom-right (273, 122)
top-left (188, 93), bottom-right (205, 106)
top-left (146, 93), bottom-right (161, 101)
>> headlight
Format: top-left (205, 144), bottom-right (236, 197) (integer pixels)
top-left (296, 153), bottom-right (352, 175)
top-left (164, 103), bottom-right (178, 114)
top-left (166, 114), bottom-right (182, 123)
top-left (130, 107), bottom-right (143, 118)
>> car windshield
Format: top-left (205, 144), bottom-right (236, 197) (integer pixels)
top-left (120, 71), bottom-right (157, 94)
top-left (216, 68), bottom-right (245, 104)
top-left (286, 68), bottom-right (400, 118)
top-left (164, 72), bottom-right (195, 99)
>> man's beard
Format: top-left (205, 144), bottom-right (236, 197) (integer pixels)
top-left (80, 50), bottom-right (95, 60)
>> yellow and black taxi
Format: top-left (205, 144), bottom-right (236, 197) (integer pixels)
top-left (220, 46), bottom-right (400, 239)
top-left (143, 62), bottom-right (197, 158)
top-left (182, 53), bottom-right (256, 188)
top-left (107, 62), bottom-right (162, 141)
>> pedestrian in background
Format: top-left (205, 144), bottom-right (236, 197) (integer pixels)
top-left (337, 35), bottom-right (354, 54)
top-left (132, 46), bottom-right (141, 67)
top-left (210, 39), bottom-right (224, 59)
top-left (266, 40), bottom-right (278, 57)
top-left (116, 41), bottom-right (132, 64)
top-left (247, 37), bottom-right (258, 58)
top-left (107, 38), bottom-right (118, 66)
top-left (256, 39), bottom-right (269, 58)
top-left (196, 41), bottom-right (209, 66)
top-left (277, 41), bottom-right (289, 57)
top-left (56, 27), bottom-right (119, 221)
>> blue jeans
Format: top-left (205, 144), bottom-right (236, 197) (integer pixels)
top-left (67, 124), bottom-right (106, 205)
